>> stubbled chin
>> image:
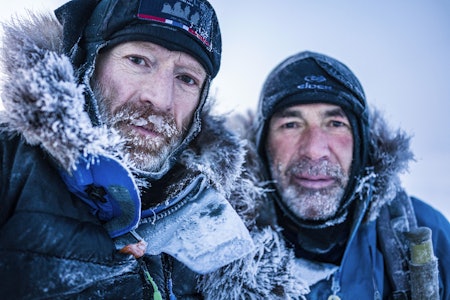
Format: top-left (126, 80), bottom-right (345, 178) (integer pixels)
top-left (281, 183), bottom-right (343, 221)
top-left (126, 147), bottom-right (167, 172)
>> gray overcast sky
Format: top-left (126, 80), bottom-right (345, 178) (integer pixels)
top-left (1, 1), bottom-right (449, 219)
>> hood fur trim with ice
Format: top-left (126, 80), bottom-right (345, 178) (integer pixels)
top-left (362, 108), bottom-right (414, 221)
top-left (0, 12), bottom-right (245, 198)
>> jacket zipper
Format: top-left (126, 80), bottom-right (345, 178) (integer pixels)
top-left (162, 253), bottom-right (177, 300)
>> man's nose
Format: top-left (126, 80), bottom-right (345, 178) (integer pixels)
top-left (139, 70), bottom-right (174, 112)
top-left (298, 127), bottom-right (330, 160)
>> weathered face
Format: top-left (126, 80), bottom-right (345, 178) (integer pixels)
top-left (266, 103), bottom-right (354, 221)
top-left (92, 41), bottom-right (207, 171)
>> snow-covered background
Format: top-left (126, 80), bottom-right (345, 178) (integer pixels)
top-left (1, 1), bottom-right (449, 220)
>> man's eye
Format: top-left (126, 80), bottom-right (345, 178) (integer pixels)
top-left (178, 74), bottom-right (196, 86)
top-left (329, 120), bottom-right (351, 130)
top-left (332, 120), bottom-right (349, 127)
top-left (281, 122), bottom-right (298, 129)
top-left (331, 121), bottom-right (344, 127)
top-left (128, 56), bottom-right (145, 66)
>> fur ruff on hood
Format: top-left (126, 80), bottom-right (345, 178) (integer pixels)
top-left (0, 12), bottom-right (245, 198)
top-left (199, 106), bottom-right (414, 299)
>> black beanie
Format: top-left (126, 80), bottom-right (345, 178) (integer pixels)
top-left (55, 0), bottom-right (221, 78)
top-left (256, 51), bottom-right (370, 227)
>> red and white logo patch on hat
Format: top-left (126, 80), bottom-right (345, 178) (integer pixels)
top-left (138, 0), bottom-right (212, 49)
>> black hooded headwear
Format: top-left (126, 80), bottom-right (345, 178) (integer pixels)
top-left (256, 51), bottom-right (370, 229)
top-left (54, 0), bottom-right (222, 179)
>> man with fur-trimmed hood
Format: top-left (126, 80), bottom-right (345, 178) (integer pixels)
top-left (199, 51), bottom-right (450, 299)
top-left (0, 0), bottom-right (256, 298)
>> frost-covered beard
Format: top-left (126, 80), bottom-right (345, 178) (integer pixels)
top-left (270, 159), bottom-right (349, 221)
top-left (93, 86), bottom-right (184, 172)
